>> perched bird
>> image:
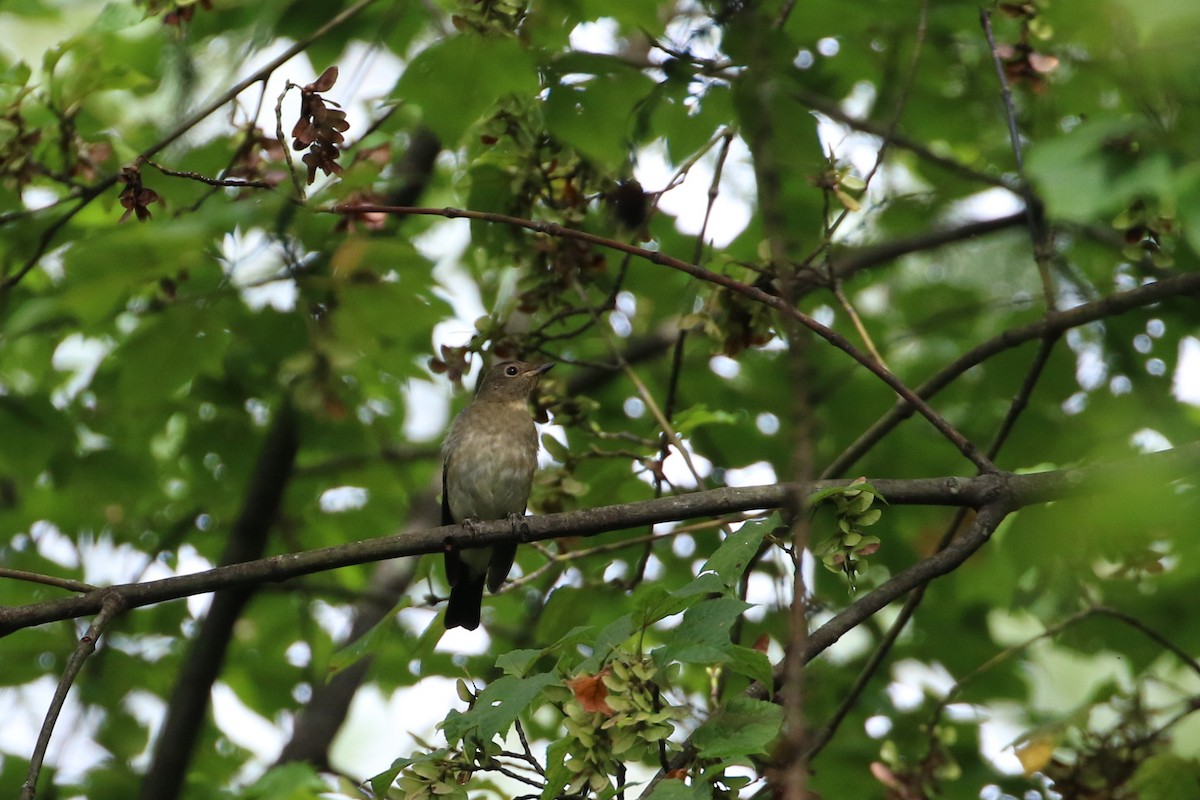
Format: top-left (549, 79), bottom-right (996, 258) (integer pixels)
top-left (442, 360), bottom-right (553, 630)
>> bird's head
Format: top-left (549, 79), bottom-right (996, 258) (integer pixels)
top-left (475, 360), bottom-right (554, 402)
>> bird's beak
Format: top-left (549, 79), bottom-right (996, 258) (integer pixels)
top-left (533, 362), bottom-right (554, 376)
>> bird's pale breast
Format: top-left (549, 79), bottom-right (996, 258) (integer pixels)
top-left (444, 400), bottom-right (538, 522)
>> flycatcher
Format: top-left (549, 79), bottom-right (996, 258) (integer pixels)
top-left (441, 360), bottom-right (553, 630)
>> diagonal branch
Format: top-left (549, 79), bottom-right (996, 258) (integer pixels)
top-left (822, 269), bottom-right (1200, 478)
top-left (20, 593), bottom-right (126, 800)
top-left (330, 203), bottom-right (993, 473)
top-left (641, 501), bottom-right (1011, 798)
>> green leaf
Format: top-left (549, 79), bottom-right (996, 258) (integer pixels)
top-left (655, 598), bottom-right (751, 664)
top-left (242, 762), bottom-right (327, 799)
top-left (326, 599), bottom-right (410, 676)
top-left (117, 304), bottom-right (232, 409)
top-left (543, 68), bottom-right (657, 170)
top-left (725, 644), bottom-right (774, 693)
top-left (395, 34), bottom-right (538, 144)
top-left (643, 778), bottom-right (706, 800)
top-left (440, 672), bottom-right (558, 746)
top-left (371, 755), bottom-right (417, 797)
top-left (1127, 753), bottom-right (1200, 800)
top-left (540, 738), bottom-right (574, 800)
top-left (672, 404), bottom-right (739, 437)
top-left (495, 648), bottom-right (543, 677)
top-left (700, 517), bottom-right (772, 588)
top-left (88, 3), bottom-right (149, 33)
top-left (692, 697), bottom-right (783, 759)
top-left (1026, 117), bottom-right (1172, 221)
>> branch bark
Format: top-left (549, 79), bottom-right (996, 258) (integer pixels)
top-left (2, 442), bottom-right (1196, 637)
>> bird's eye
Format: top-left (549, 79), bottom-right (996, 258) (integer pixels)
top-left (505, 365), bottom-right (519, 376)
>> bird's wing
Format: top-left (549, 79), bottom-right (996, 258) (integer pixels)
top-left (442, 456), bottom-right (463, 586)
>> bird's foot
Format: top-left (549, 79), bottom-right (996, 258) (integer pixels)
top-left (506, 511), bottom-right (531, 542)
top-left (461, 516), bottom-right (483, 538)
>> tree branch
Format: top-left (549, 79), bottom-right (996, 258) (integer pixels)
top-left (823, 269), bottom-right (1200, 477)
top-left (20, 593), bottom-right (126, 800)
top-left (330, 203), bottom-right (993, 473)
top-left (2, 442), bottom-right (1196, 637)
top-left (0, 0), bottom-right (379, 292)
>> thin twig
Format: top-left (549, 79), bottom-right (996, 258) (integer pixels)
top-left (140, 157), bottom-right (274, 189)
top-left (276, 81), bottom-right (307, 201)
top-left (20, 592), bottom-right (126, 800)
top-left (808, 328), bottom-right (1062, 758)
top-left (830, 281), bottom-right (888, 369)
top-left (980, 9), bottom-right (1025, 174)
top-left (822, 269), bottom-right (1200, 478)
top-left (0, 569), bottom-right (96, 594)
top-left (0, 0), bottom-right (378, 292)
top-left (330, 203), bottom-right (994, 474)
top-left (980, 7), bottom-right (1056, 310)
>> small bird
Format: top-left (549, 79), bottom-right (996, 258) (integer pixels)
top-left (441, 360), bottom-right (553, 630)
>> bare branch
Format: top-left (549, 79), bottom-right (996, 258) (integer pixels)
top-left (822, 269), bottom-right (1200, 477)
top-left (330, 203), bottom-right (993, 473)
top-left (20, 593), bottom-right (126, 800)
top-left (1, 443), bottom-right (1196, 637)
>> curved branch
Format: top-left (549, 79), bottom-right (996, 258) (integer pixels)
top-left (330, 203), bottom-right (993, 473)
top-left (2, 442), bottom-right (1196, 636)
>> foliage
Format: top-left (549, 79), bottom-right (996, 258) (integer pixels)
top-left (1, 1), bottom-right (1200, 799)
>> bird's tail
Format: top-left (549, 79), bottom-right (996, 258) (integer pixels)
top-left (445, 571), bottom-right (486, 630)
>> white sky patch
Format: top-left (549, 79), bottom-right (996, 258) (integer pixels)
top-left (672, 533), bottom-right (696, 558)
top-left (755, 412), bottom-right (780, 435)
top-left (635, 138), bottom-right (754, 248)
top-left (1174, 337), bottom-right (1200, 406)
top-left (124, 690), bottom-right (168, 770)
top-left (887, 659), bottom-right (955, 710)
top-left (723, 461), bottom-right (777, 487)
top-left (0, 676), bottom-right (109, 783)
top-left (538, 421), bottom-right (569, 467)
top-left (1131, 428), bottom-right (1171, 453)
top-left (436, 623), bottom-right (493, 656)
top-left (945, 186), bottom-right (1025, 222)
top-left (30, 520), bottom-right (79, 569)
top-left (708, 354), bottom-right (740, 378)
top-left (51, 333), bottom-right (112, 408)
top-left (658, 442), bottom-right (713, 488)
top-left (865, 715), bottom-right (892, 738)
top-left (319, 485), bottom-right (369, 513)
top-left (977, 703), bottom-right (1029, 775)
top-left (212, 682), bottom-right (283, 765)
top-left (217, 228), bottom-right (299, 312)
top-left (569, 18), bottom-right (620, 53)
top-left (329, 680), bottom-right (462, 778)
top-left (404, 378), bottom-right (451, 442)
top-left (310, 600), bottom-right (355, 643)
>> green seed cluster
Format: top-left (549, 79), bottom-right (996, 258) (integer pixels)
top-left (562, 655), bottom-right (684, 794)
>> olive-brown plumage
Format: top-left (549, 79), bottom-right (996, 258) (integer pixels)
top-left (442, 360), bottom-right (552, 630)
